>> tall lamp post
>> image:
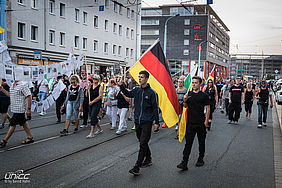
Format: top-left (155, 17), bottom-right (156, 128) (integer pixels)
top-left (164, 14), bottom-right (180, 57)
top-left (198, 40), bottom-right (207, 78)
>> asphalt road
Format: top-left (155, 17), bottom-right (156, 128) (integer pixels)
top-left (0, 103), bottom-right (277, 188)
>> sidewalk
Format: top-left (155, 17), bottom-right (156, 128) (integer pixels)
top-left (272, 95), bottom-right (282, 187)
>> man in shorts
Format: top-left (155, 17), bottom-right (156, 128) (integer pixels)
top-left (0, 80), bottom-right (34, 147)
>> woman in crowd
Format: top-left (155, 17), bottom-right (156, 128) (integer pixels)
top-left (106, 79), bottom-right (119, 130)
top-left (244, 82), bottom-right (255, 120)
top-left (0, 79), bottom-right (11, 129)
top-left (116, 83), bottom-right (130, 135)
top-left (60, 75), bottom-right (84, 136)
top-left (86, 75), bottom-right (104, 138)
top-left (203, 79), bottom-right (218, 131)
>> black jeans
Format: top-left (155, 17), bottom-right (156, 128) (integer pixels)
top-left (245, 100), bottom-right (253, 114)
top-left (135, 122), bottom-right (152, 167)
top-left (83, 99), bottom-right (89, 125)
top-left (225, 99), bottom-right (230, 115)
top-left (56, 99), bottom-right (64, 121)
top-left (229, 102), bottom-right (241, 122)
top-left (258, 104), bottom-right (268, 125)
top-left (183, 124), bottom-right (206, 163)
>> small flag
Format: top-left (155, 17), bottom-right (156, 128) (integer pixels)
top-left (184, 64), bottom-right (198, 91)
top-left (208, 65), bottom-right (216, 81)
top-left (243, 75), bottom-right (247, 81)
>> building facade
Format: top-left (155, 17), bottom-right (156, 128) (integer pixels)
top-left (230, 54), bottom-right (282, 80)
top-left (3, 0), bottom-right (141, 75)
top-left (141, 4), bottom-right (230, 78)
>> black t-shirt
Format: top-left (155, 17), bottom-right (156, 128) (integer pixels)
top-left (229, 85), bottom-right (244, 103)
top-left (69, 86), bottom-right (79, 101)
top-left (117, 91), bottom-right (129, 109)
top-left (186, 91), bottom-right (210, 125)
top-left (0, 85), bottom-right (10, 103)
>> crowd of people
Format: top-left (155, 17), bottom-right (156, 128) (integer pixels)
top-left (0, 70), bottom-right (276, 176)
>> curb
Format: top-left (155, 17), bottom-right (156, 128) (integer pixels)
top-left (274, 95), bottom-right (282, 131)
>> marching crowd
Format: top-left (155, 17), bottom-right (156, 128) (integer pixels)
top-left (0, 70), bottom-right (275, 175)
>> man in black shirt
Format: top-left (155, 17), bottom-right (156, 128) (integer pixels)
top-left (177, 76), bottom-right (210, 171)
top-left (228, 77), bottom-right (245, 124)
top-left (256, 80), bottom-right (273, 128)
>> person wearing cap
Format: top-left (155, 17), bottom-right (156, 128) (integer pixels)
top-left (255, 80), bottom-right (273, 128)
top-left (0, 80), bottom-right (33, 147)
top-left (228, 77), bottom-right (245, 125)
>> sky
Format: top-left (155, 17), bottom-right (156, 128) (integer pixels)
top-left (142, 0), bottom-right (282, 55)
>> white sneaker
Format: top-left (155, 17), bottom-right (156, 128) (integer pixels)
top-left (80, 124), bottom-right (87, 128)
top-left (116, 130), bottom-right (122, 135)
top-left (228, 120), bottom-right (232, 124)
top-left (39, 112), bottom-right (44, 116)
top-left (263, 122), bottom-right (267, 127)
top-left (86, 134), bottom-right (95, 138)
top-left (94, 129), bottom-right (103, 135)
top-left (257, 124), bottom-right (262, 128)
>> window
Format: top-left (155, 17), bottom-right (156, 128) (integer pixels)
top-left (105, 0), bottom-right (109, 7)
top-left (184, 29), bottom-right (190, 35)
top-left (184, 19), bottom-right (190, 25)
top-left (74, 36), bottom-right (79, 48)
top-left (31, 0), bottom-right (37, 8)
top-left (131, 10), bottom-right (134, 19)
top-left (184, 39), bottom-right (189, 45)
top-left (94, 0), bottom-right (98, 3)
top-left (114, 2), bottom-right (118, 13)
top-left (130, 49), bottom-right (133, 58)
top-left (126, 28), bottom-right (129, 37)
top-left (141, 20), bottom-right (159, 25)
top-left (131, 29), bottom-right (134, 39)
top-left (18, 22), bottom-right (25, 39)
top-left (119, 25), bottom-right (122, 35)
top-left (83, 12), bottom-right (87, 24)
top-left (126, 48), bottom-right (129, 57)
top-left (60, 3), bottom-right (65, 17)
top-left (17, 0), bottom-right (25, 5)
top-left (127, 8), bottom-right (130, 18)
top-left (93, 40), bottom-right (98, 52)
top-left (31, 25), bottom-right (38, 41)
top-left (141, 39), bottom-right (156, 45)
top-left (59, 32), bottom-right (65, 46)
top-left (49, 30), bottom-right (55, 44)
top-left (170, 7), bottom-right (194, 16)
top-left (119, 5), bottom-right (122, 14)
top-left (75, 9), bottom-right (79, 22)
top-left (83, 38), bottom-right (87, 50)
top-left (183, 49), bottom-right (189, 56)
top-left (49, 0), bottom-right (55, 14)
top-left (113, 45), bottom-right (117, 55)
top-left (94, 16), bottom-right (98, 28)
top-left (118, 46), bottom-right (121, 55)
top-left (104, 43), bottom-right (108, 53)
top-left (141, 29), bottom-right (159, 35)
top-left (105, 20), bottom-right (109, 31)
top-left (141, 9), bottom-right (162, 16)
top-left (113, 23), bottom-right (117, 33)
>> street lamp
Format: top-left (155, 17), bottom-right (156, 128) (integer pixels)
top-left (198, 40), bottom-right (207, 78)
top-left (164, 14), bottom-right (180, 57)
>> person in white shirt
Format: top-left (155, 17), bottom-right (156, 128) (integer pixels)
top-left (37, 79), bottom-right (49, 116)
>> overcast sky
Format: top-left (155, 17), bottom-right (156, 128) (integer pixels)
top-left (142, 0), bottom-right (282, 55)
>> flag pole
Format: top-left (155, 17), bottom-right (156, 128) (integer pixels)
top-left (71, 47), bottom-right (76, 75)
top-left (84, 52), bottom-right (90, 102)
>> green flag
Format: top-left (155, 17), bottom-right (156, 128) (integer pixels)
top-left (184, 65), bottom-right (198, 90)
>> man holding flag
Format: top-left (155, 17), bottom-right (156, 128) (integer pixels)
top-left (119, 70), bottom-right (159, 176)
top-left (177, 76), bottom-right (210, 171)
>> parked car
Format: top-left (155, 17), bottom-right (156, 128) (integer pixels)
top-left (276, 88), bottom-right (282, 105)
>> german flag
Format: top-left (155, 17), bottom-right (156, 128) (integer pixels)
top-left (179, 107), bottom-right (187, 142)
top-left (129, 39), bottom-right (181, 128)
